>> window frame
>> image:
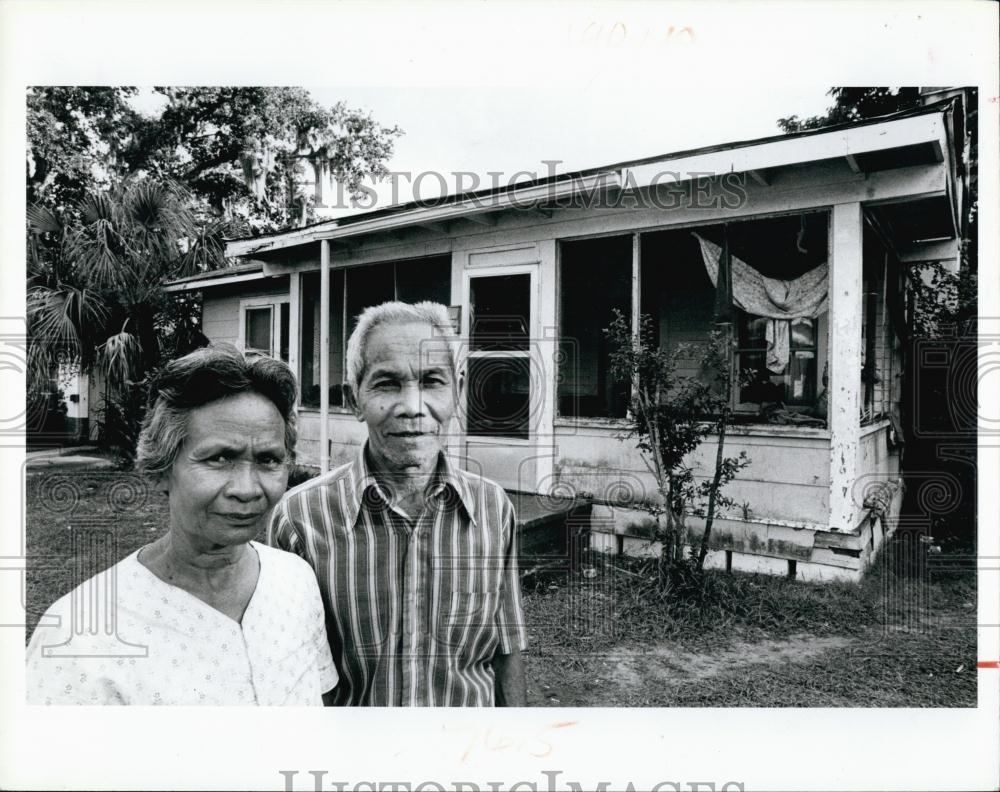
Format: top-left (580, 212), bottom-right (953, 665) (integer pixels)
top-left (554, 231), bottom-right (637, 423)
top-left (733, 312), bottom-right (820, 413)
top-left (239, 297), bottom-right (291, 361)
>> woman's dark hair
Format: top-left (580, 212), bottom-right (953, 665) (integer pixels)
top-left (136, 344), bottom-right (298, 477)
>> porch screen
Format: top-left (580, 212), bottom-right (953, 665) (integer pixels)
top-left (299, 255), bottom-right (451, 408)
top-left (558, 235), bottom-right (632, 418)
top-left (694, 232), bottom-right (828, 408)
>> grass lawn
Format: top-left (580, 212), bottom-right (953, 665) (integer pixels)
top-left (521, 550), bottom-right (977, 706)
top-left (25, 469), bottom-right (977, 707)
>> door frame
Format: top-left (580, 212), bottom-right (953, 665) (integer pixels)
top-left (460, 261), bottom-right (546, 491)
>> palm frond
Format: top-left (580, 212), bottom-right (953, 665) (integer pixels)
top-left (98, 328), bottom-right (143, 391)
top-left (27, 283), bottom-right (109, 363)
top-left (116, 179), bottom-right (197, 275)
top-left (27, 286), bottom-right (83, 355)
top-left (67, 217), bottom-right (136, 291)
top-left (27, 204), bottom-right (62, 236)
top-left (175, 218), bottom-right (227, 277)
top-left (78, 192), bottom-right (117, 226)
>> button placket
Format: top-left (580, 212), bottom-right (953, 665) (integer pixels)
top-left (399, 511), bottom-right (422, 706)
top-left (414, 507), bottom-right (439, 706)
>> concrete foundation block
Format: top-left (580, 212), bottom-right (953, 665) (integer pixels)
top-left (795, 559), bottom-right (862, 583)
top-left (728, 551), bottom-right (790, 577)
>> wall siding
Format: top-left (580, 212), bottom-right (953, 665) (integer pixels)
top-left (553, 423), bottom-right (831, 526)
top-left (200, 277), bottom-right (290, 348)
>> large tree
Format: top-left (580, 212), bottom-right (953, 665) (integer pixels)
top-left (28, 86), bottom-right (403, 233)
top-left (26, 87), bottom-right (403, 450)
top-left (27, 87), bottom-right (140, 214)
top-left (123, 87), bottom-right (402, 231)
top-left (777, 87), bottom-right (922, 133)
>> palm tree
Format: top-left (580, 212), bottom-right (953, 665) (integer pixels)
top-left (27, 177), bottom-right (227, 456)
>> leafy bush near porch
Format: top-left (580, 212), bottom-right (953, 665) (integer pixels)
top-left (604, 310), bottom-right (750, 587)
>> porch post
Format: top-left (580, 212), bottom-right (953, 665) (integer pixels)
top-left (319, 239), bottom-right (331, 474)
top-left (288, 271), bottom-right (299, 394)
top-left (828, 202), bottom-right (864, 532)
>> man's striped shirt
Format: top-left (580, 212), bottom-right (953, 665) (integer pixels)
top-left (267, 446), bottom-right (528, 706)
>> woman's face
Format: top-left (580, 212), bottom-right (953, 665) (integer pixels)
top-left (164, 392), bottom-right (289, 553)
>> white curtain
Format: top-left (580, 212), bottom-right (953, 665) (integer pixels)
top-left (693, 232), bottom-right (829, 373)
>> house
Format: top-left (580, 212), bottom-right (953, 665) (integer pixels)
top-left (163, 93), bottom-right (972, 582)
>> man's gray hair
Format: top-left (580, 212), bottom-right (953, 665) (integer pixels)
top-left (136, 344), bottom-right (298, 478)
top-left (346, 301), bottom-right (459, 392)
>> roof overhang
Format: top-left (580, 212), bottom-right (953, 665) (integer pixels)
top-left (163, 268), bottom-right (269, 293)
top-left (225, 170), bottom-right (621, 259)
top-left (625, 109), bottom-right (948, 189)
top-left (221, 102), bottom-right (960, 263)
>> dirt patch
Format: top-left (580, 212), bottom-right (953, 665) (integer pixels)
top-left (525, 632), bottom-right (858, 707)
top-left (611, 633), bottom-right (855, 685)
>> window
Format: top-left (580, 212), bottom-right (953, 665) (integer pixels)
top-left (641, 230), bottom-right (717, 390)
top-left (299, 255), bottom-right (451, 408)
top-left (640, 214), bottom-right (829, 416)
top-left (245, 306), bottom-right (273, 355)
top-left (861, 221), bottom-right (891, 420)
top-left (736, 315), bottom-right (818, 407)
top-left (557, 235), bottom-right (633, 418)
top-left (239, 298), bottom-right (290, 362)
top-left (466, 273), bottom-right (531, 439)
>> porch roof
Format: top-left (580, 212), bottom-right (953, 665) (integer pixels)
top-left (165, 96), bottom-right (965, 284)
top-left (163, 260), bottom-right (266, 293)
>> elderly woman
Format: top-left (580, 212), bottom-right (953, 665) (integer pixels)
top-left (26, 346), bottom-right (336, 705)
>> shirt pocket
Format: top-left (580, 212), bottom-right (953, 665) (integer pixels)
top-left (437, 589), bottom-right (499, 665)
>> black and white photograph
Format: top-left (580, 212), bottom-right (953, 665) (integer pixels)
top-left (1, 1), bottom-right (998, 790)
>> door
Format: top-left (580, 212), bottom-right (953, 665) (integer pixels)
top-left (461, 264), bottom-right (541, 491)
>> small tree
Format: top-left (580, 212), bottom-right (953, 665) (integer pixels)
top-left (605, 310), bottom-right (750, 589)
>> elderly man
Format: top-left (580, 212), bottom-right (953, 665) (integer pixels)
top-left (268, 301), bottom-right (528, 706)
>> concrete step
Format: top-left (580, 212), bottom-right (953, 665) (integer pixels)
top-left (509, 491), bottom-right (592, 577)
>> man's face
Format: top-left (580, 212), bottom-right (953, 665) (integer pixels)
top-left (350, 321), bottom-right (458, 476)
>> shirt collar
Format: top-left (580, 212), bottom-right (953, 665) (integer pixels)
top-left (345, 443), bottom-right (477, 528)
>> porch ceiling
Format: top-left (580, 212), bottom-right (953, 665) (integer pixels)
top-left (870, 195), bottom-right (956, 245)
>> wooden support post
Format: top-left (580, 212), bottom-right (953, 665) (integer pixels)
top-left (288, 271), bottom-right (300, 399)
top-left (628, 232), bottom-right (641, 418)
top-left (319, 239), bottom-right (331, 474)
top-left (828, 203), bottom-right (864, 532)
top-left (630, 232), bottom-right (641, 334)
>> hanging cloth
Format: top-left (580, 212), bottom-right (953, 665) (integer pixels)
top-left (764, 320), bottom-right (790, 374)
top-left (694, 233), bottom-right (829, 373)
